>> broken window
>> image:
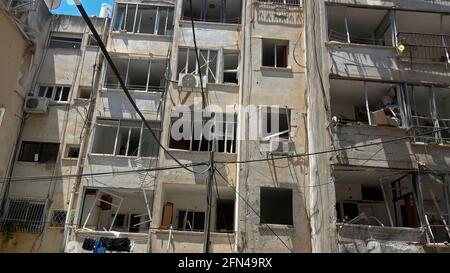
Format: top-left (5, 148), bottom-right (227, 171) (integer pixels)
top-left (260, 107), bottom-right (291, 140)
top-left (91, 119), bottom-right (161, 157)
top-left (223, 52), bottom-right (239, 84)
top-left (330, 79), bottom-right (404, 127)
top-left (87, 35), bottom-right (99, 46)
top-left (169, 110), bottom-right (237, 154)
top-left (18, 142), bottom-right (59, 163)
top-left (407, 85), bottom-right (450, 144)
top-left (113, 3), bottom-right (174, 35)
top-left (182, 0), bottom-right (242, 24)
top-left (260, 187), bottom-right (293, 225)
top-left (327, 5), bottom-right (393, 46)
top-left (177, 210), bottom-right (205, 232)
top-left (177, 47), bottom-right (219, 84)
top-left (49, 35), bottom-right (82, 49)
top-left (104, 57), bottom-right (166, 92)
top-left (0, 198), bottom-right (47, 233)
top-left (262, 39), bottom-right (288, 68)
top-left (36, 85), bottom-right (71, 102)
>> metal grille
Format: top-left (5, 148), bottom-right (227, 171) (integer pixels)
top-left (0, 197), bottom-right (48, 233)
top-left (397, 32), bottom-right (450, 63)
top-left (50, 210), bottom-right (67, 227)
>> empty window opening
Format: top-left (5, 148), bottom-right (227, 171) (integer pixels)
top-left (36, 85), bottom-right (71, 102)
top-left (78, 87), bottom-right (92, 99)
top-left (260, 107), bottom-right (291, 140)
top-left (262, 39), bottom-right (288, 68)
top-left (0, 198), bottom-right (48, 233)
top-left (177, 210), bottom-right (205, 232)
top-left (49, 35), bottom-right (82, 49)
top-left (223, 52), bottom-right (239, 84)
top-left (326, 5), bottom-right (393, 46)
top-left (177, 47), bottom-right (219, 84)
top-left (104, 57), bottom-right (166, 92)
top-left (91, 119), bottom-right (161, 157)
top-left (18, 142), bottom-right (59, 163)
top-left (169, 111), bottom-right (237, 153)
top-left (50, 210), bottom-right (67, 227)
top-left (407, 85), bottom-right (450, 144)
top-left (260, 187), bottom-right (293, 225)
top-left (330, 79), bottom-right (404, 127)
top-left (65, 144), bottom-right (80, 159)
top-left (113, 3), bottom-right (174, 35)
top-left (216, 199), bottom-right (234, 233)
top-left (182, 0), bottom-right (242, 24)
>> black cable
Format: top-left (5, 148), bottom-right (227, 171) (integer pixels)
top-left (73, 2), bottom-right (203, 174)
top-left (0, 162), bottom-right (208, 182)
top-left (214, 166), bottom-right (293, 253)
top-left (189, 0), bottom-right (207, 110)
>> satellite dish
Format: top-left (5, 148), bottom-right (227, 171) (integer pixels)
top-left (45, 0), bottom-right (62, 10)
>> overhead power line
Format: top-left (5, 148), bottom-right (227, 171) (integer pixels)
top-left (73, 0), bottom-right (204, 174)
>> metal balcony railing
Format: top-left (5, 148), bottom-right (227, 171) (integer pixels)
top-left (397, 32), bottom-right (450, 63)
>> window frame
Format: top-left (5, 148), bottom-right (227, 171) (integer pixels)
top-left (18, 141), bottom-right (60, 163)
top-left (91, 119), bottom-right (161, 158)
top-left (176, 47), bottom-right (221, 84)
top-left (168, 111), bottom-right (237, 154)
top-left (1, 198), bottom-right (48, 233)
top-left (112, 3), bottom-right (174, 36)
top-left (35, 85), bottom-right (72, 103)
top-left (177, 209), bottom-right (206, 232)
top-left (262, 39), bottom-right (289, 68)
top-left (259, 106), bottom-right (292, 141)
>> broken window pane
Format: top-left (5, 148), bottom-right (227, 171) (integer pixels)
top-left (260, 107), bottom-right (291, 140)
top-left (260, 187), bottom-right (293, 225)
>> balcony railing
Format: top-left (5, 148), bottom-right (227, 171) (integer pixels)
top-left (397, 32), bottom-right (450, 63)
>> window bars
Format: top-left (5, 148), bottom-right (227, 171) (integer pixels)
top-left (0, 197), bottom-right (48, 233)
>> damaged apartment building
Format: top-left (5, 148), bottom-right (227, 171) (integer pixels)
top-left (306, 0), bottom-right (450, 253)
top-left (1, 0), bottom-right (450, 254)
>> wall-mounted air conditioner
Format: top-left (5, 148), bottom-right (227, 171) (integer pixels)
top-left (178, 73), bottom-right (208, 90)
top-left (24, 96), bottom-right (49, 114)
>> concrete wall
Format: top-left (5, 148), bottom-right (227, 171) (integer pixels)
top-left (1, 13), bottom-right (108, 253)
top-left (234, 1), bottom-right (311, 253)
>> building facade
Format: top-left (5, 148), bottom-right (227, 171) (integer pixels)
top-left (1, 0), bottom-right (450, 253)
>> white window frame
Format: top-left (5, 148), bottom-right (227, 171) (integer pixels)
top-left (262, 39), bottom-right (289, 68)
top-left (35, 85), bottom-right (72, 103)
top-left (91, 119), bottom-right (161, 158)
top-left (169, 111), bottom-right (237, 154)
top-left (177, 47), bottom-right (221, 84)
top-left (113, 3), bottom-right (174, 35)
top-left (223, 52), bottom-right (240, 84)
top-left (177, 209), bottom-right (205, 231)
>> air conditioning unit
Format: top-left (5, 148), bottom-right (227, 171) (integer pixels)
top-left (24, 96), bottom-right (49, 114)
top-left (260, 139), bottom-right (293, 155)
top-left (178, 73), bottom-right (208, 90)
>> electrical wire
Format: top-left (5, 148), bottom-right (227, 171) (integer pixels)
top-left (216, 127), bottom-right (450, 165)
top-left (73, 1), bottom-right (206, 174)
top-left (0, 162), bottom-right (208, 182)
